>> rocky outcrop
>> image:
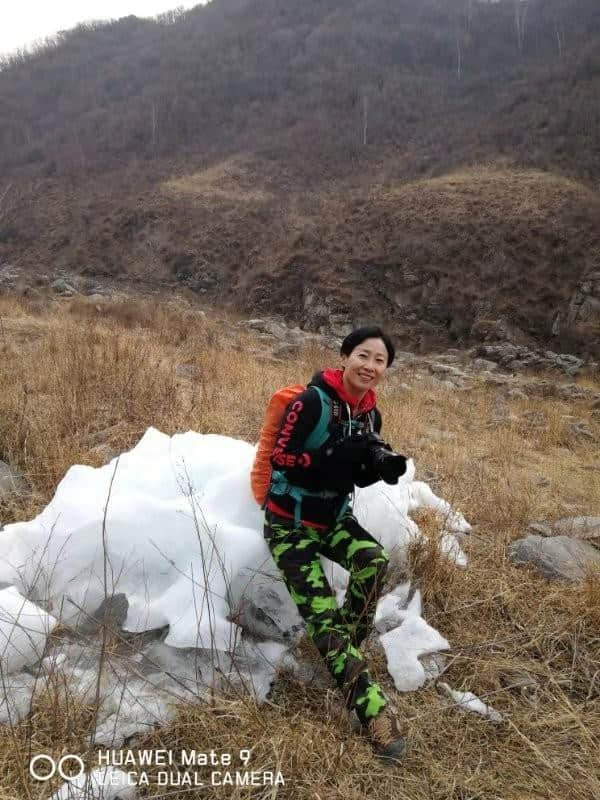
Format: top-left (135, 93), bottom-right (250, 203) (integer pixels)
top-left (566, 271), bottom-right (600, 334)
top-left (301, 289), bottom-right (353, 337)
top-left (239, 316), bottom-right (341, 354)
top-left (474, 343), bottom-right (584, 376)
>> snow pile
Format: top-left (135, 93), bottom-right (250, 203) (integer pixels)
top-left (0, 585), bottom-right (56, 672)
top-left (0, 428), bottom-right (471, 742)
top-left (438, 682), bottom-right (504, 723)
top-left (375, 588), bottom-right (450, 691)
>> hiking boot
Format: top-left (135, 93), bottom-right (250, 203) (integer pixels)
top-left (364, 707), bottom-right (407, 763)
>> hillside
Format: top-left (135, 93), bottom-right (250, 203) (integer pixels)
top-left (1, 0), bottom-right (600, 354)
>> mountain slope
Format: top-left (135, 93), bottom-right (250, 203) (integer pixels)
top-left (1, 0), bottom-right (600, 353)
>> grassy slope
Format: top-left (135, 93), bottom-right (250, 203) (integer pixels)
top-left (0, 293), bottom-right (599, 799)
top-left (7, 159), bottom-right (599, 352)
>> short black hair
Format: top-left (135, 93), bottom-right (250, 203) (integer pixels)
top-left (340, 326), bottom-right (395, 367)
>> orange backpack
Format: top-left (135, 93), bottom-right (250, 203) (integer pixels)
top-left (251, 384), bottom-right (305, 506)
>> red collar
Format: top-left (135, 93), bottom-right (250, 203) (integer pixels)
top-left (321, 368), bottom-right (377, 413)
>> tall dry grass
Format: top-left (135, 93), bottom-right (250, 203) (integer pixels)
top-left (0, 293), bottom-right (599, 800)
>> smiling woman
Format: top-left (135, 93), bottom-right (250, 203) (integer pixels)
top-left (339, 327), bottom-right (392, 404)
top-left (261, 325), bottom-right (410, 763)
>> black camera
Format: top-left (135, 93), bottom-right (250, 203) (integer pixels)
top-left (364, 433), bottom-right (408, 484)
top-left (323, 431), bottom-right (407, 489)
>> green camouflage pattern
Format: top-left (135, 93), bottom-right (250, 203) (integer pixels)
top-left (264, 508), bottom-right (390, 726)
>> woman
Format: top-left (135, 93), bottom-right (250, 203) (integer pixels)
top-left (264, 325), bottom-right (407, 762)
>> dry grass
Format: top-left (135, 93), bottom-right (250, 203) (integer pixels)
top-left (163, 156), bottom-right (274, 205)
top-left (375, 166), bottom-right (600, 224)
top-left (0, 293), bottom-right (599, 799)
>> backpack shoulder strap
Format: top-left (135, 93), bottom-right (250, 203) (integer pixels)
top-left (304, 386), bottom-right (332, 450)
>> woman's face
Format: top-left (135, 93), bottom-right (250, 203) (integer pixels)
top-left (341, 337), bottom-right (389, 396)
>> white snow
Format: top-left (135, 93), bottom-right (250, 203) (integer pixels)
top-left (438, 682), bottom-right (504, 723)
top-left (379, 588), bottom-right (450, 691)
top-left (51, 767), bottom-right (138, 800)
top-left (0, 427), bottom-right (472, 742)
top-left (0, 585), bottom-right (57, 672)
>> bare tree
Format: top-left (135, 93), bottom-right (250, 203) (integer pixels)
top-left (151, 102), bottom-right (158, 151)
top-left (465, 0), bottom-right (475, 33)
top-left (554, 18), bottom-right (563, 59)
top-left (514, 0), bottom-right (529, 53)
top-left (0, 184), bottom-right (13, 220)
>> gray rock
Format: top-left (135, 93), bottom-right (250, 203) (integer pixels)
top-left (431, 354), bottom-right (460, 364)
top-left (526, 522), bottom-right (554, 537)
top-left (85, 294), bottom-right (106, 305)
top-left (569, 421), bottom-right (595, 440)
top-left (78, 593), bottom-right (129, 634)
top-left (566, 271), bottom-right (600, 333)
top-left (509, 534), bottom-right (600, 581)
top-left (228, 568), bottom-right (304, 643)
top-left (328, 313), bottom-right (352, 338)
top-left (484, 374), bottom-right (510, 386)
top-left (395, 351), bottom-right (418, 364)
top-left (558, 383), bottom-right (596, 401)
top-left (476, 342), bottom-right (584, 377)
top-left (287, 326), bottom-right (306, 342)
top-left (272, 342), bottom-right (301, 359)
top-left (507, 388), bottom-right (527, 400)
top-left (472, 358), bottom-right (498, 372)
top-left (0, 461), bottom-right (29, 501)
top-left (551, 516), bottom-right (600, 540)
top-left (428, 362), bottom-right (462, 376)
top-left (83, 285), bottom-right (112, 297)
top-left (245, 318), bottom-right (268, 331)
top-left (50, 277), bottom-right (77, 296)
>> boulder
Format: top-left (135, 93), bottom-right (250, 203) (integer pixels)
top-left (509, 534), bottom-right (600, 581)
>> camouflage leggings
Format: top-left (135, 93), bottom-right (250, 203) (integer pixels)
top-left (264, 508), bottom-right (390, 726)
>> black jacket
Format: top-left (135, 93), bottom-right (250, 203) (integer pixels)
top-left (265, 371), bottom-right (383, 527)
